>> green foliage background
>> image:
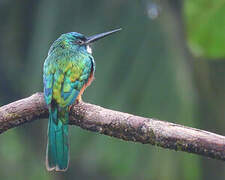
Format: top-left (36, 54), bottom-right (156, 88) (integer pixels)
top-left (0, 0), bottom-right (224, 180)
top-left (184, 0), bottom-right (225, 58)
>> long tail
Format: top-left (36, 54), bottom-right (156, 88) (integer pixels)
top-left (46, 106), bottom-right (69, 171)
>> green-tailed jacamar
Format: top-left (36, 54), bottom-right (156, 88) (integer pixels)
top-left (43, 28), bottom-right (121, 171)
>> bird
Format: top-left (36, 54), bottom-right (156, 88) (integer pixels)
top-left (43, 28), bottom-right (121, 171)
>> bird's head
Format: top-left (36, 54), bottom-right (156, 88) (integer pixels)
top-left (50, 28), bottom-right (121, 55)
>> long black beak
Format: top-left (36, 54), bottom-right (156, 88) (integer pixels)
top-left (85, 28), bottom-right (122, 44)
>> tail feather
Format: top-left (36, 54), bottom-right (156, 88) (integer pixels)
top-left (46, 107), bottom-right (69, 171)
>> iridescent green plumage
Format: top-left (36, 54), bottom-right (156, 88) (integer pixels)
top-left (43, 29), bottom-right (121, 171)
top-left (43, 32), bottom-right (94, 171)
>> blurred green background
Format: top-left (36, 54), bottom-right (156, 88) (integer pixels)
top-left (0, 0), bottom-right (224, 180)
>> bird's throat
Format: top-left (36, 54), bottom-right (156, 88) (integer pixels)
top-left (87, 45), bottom-right (92, 54)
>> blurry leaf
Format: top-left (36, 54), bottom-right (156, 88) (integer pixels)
top-left (184, 0), bottom-right (225, 59)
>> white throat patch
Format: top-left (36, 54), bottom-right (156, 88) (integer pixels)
top-left (87, 45), bottom-right (92, 54)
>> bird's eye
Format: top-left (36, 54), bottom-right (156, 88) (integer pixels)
top-left (76, 39), bottom-right (84, 45)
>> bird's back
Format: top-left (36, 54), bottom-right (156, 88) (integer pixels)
top-left (43, 43), bottom-right (94, 107)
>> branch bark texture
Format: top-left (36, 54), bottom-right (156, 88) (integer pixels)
top-left (0, 93), bottom-right (224, 161)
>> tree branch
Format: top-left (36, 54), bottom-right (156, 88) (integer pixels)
top-left (0, 93), bottom-right (224, 161)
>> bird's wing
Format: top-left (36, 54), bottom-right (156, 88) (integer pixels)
top-left (52, 55), bottom-right (93, 108)
top-left (43, 57), bottom-right (55, 105)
